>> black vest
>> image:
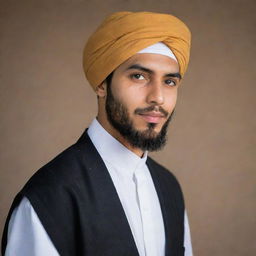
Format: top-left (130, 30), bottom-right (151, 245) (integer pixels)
top-left (2, 130), bottom-right (185, 256)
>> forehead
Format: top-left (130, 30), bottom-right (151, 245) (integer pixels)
top-left (115, 53), bottom-right (180, 74)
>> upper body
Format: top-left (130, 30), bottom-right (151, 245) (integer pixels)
top-left (2, 11), bottom-right (192, 256)
top-left (3, 119), bottom-right (193, 256)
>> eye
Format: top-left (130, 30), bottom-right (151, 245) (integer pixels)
top-left (131, 73), bottom-right (145, 80)
top-left (165, 79), bottom-right (177, 86)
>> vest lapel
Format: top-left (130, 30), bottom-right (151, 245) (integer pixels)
top-left (147, 158), bottom-right (185, 256)
top-left (76, 131), bottom-right (140, 255)
top-left (147, 159), bottom-right (172, 255)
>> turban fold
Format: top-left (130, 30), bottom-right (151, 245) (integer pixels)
top-left (83, 11), bottom-right (191, 90)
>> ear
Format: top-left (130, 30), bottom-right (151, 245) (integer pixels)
top-left (95, 81), bottom-right (107, 98)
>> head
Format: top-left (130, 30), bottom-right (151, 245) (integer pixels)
top-left (83, 11), bottom-right (191, 155)
top-left (96, 51), bottom-right (180, 153)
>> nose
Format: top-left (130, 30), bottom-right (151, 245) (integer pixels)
top-left (146, 80), bottom-right (164, 105)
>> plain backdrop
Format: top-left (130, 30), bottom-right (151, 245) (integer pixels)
top-left (0, 0), bottom-right (255, 255)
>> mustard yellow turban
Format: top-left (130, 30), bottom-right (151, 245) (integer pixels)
top-left (83, 11), bottom-right (191, 90)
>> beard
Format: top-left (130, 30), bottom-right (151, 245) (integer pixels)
top-left (105, 83), bottom-right (174, 152)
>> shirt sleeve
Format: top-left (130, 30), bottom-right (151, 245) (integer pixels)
top-left (184, 210), bottom-right (193, 256)
top-left (5, 196), bottom-right (193, 256)
top-left (5, 197), bottom-right (59, 256)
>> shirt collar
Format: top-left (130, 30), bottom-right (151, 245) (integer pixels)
top-left (87, 118), bottom-right (147, 174)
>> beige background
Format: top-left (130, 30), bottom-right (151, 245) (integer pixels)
top-left (1, 0), bottom-right (255, 255)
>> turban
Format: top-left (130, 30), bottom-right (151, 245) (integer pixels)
top-left (83, 11), bottom-right (191, 90)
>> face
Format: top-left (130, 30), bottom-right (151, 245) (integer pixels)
top-left (98, 53), bottom-right (181, 152)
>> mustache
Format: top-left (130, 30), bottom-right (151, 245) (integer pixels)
top-left (134, 105), bottom-right (169, 117)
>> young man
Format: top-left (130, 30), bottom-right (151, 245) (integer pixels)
top-left (2, 11), bottom-right (192, 256)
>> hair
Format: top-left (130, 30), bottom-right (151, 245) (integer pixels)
top-left (105, 72), bottom-right (114, 87)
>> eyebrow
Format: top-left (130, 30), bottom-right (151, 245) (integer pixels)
top-left (126, 64), bottom-right (182, 79)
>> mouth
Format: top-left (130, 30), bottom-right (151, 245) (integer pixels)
top-left (138, 111), bottom-right (166, 124)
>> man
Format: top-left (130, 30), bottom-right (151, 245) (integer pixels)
top-left (2, 11), bottom-right (192, 256)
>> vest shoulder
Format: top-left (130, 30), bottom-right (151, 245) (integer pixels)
top-left (21, 136), bottom-right (94, 194)
top-left (147, 156), bottom-right (181, 186)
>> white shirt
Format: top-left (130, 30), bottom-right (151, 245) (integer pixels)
top-left (88, 119), bottom-right (165, 256)
top-left (5, 119), bottom-right (193, 256)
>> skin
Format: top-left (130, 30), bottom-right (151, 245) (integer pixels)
top-left (96, 53), bottom-right (181, 157)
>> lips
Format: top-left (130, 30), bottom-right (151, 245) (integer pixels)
top-left (139, 111), bottom-right (165, 123)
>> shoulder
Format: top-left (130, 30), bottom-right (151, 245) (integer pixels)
top-left (147, 157), bottom-right (185, 216)
top-left (24, 145), bottom-right (80, 189)
top-left (147, 157), bottom-right (179, 182)
top-left (21, 131), bottom-right (95, 196)
top-left (147, 156), bottom-right (183, 192)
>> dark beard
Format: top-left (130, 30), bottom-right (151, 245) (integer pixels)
top-left (105, 83), bottom-right (174, 152)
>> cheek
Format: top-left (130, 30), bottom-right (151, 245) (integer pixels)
top-left (114, 86), bottom-right (144, 111)
top-left (164, 90), bottom-right (178, 111)
top-left (122, 95), bottom-right (141, 115)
